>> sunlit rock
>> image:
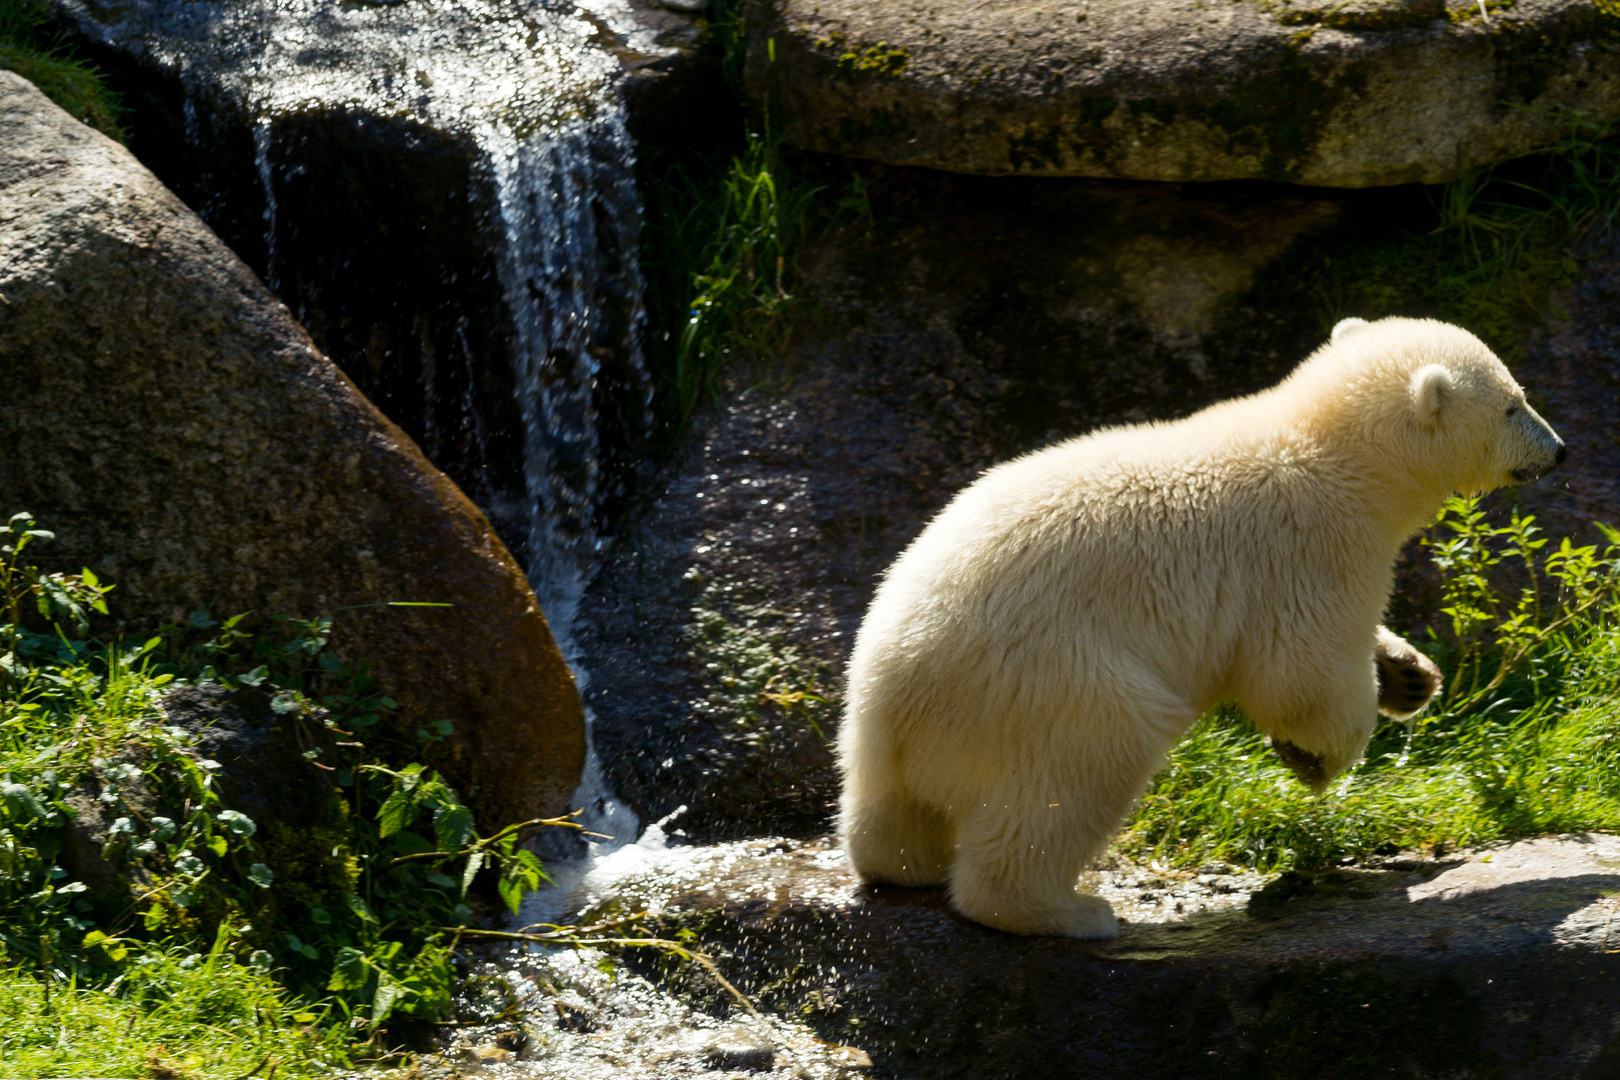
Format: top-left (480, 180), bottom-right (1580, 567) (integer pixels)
top-left (745, 0), bottom-right (1620, 186)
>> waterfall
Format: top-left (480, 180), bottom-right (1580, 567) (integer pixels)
top-left (486, 105), bottom-right (651, 649)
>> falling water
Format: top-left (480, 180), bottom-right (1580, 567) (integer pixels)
top-left (485, 108), bottom-right (650, 642)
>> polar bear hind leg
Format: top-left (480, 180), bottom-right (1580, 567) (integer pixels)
top-left (842, 789), bottom-right (953, 887)
top-left (944, 708), bottom-right (1177, 940)
top-left (840, 733), bottom-right (955, 888)
top-left (948, 780), bottom-right (1122, 939)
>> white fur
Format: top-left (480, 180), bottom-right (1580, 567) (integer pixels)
top-left (838, 317), bottom-right (1563, 939)
top-left (1331, 317), bottom-right (1370, 343)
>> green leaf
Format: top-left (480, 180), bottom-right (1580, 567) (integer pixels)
top-left (460, 848), bottom-right (486, 897)
top-left (247, 862), bottom-right (274, 888)
top-left (0, 783), bottom-right (48, 821)
top-left (344, 892), bottom-right (378, 923)
top-left (327, 946), bottom-right (370, 992)
top-left (496, 878), bottom-right (521, 914)
top-left (216, 810), bottom-right (256, 837)
top-left (377, 789), bottom-right (415, 838)
top-left (371, 971), bottom-right (403, 1027)
top-left (433, 801), bottom-right (475, 852)
top-left (206, 834), bottom-right (228, 858)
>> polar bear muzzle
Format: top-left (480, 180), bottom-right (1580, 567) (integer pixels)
top-left (1508, 402), bottom-right (1566, 483)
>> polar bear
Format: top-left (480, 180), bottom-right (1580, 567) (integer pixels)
top-left (838, 317), bottom-right (1565, 939)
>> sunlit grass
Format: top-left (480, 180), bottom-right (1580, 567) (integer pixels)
top-left (0, 947), bottom-right (354, 1079)
top-left (0, 0), bottom-right (123, 139)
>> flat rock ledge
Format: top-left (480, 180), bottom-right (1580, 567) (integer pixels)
top-left (745, 0), bottom-right (1620, 186)
top-left (612, 834), bottom-right (1620, 1079)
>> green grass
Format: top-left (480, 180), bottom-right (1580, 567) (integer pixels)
top-left (1120, 496), bottom-right (1620, 872)
top-left (1309, 109), bottom-right (1620, 357)
top-left (0, 0), bottom-right (122, 139)
top-left (0, 947), bottom-right (353, 1079)
top-left (639, 0), bottom-right (822, 434)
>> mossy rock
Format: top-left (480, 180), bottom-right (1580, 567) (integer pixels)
top-left (745, 0), bottom-right (1620, 186)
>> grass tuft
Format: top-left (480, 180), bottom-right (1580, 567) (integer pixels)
top-left (0, 0), bottom-right (123, 139)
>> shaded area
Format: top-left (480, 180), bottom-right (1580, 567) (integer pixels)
top-left (619, 835), bottom-right (1620, 1080)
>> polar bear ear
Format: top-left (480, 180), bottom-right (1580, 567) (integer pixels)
top-left (1410, 364), bottom-right (1454, 421)
top-left (1331, 317), bottom-right (1370, 344)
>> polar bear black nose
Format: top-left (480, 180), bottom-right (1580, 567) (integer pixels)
top-left (1556, 442), bottom-right (1568, 465)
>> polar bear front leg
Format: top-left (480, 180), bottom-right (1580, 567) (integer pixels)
top-left (1259, 682), bottom-right (1380, 796)
top-left (1373, 625), bottom-right (1442, 719)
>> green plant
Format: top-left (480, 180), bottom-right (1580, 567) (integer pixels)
top-left (1119, 495), bottom-right (1620, 872)
top-left (0, 0), bottom-right (123, 138)
top-left (0, 513), bottom-right (583, 1061)
top-left (638, 0), bottom-right (824, 433)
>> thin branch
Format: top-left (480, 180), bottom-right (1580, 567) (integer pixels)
top-left (444, 926), bottom-right (760, 1019)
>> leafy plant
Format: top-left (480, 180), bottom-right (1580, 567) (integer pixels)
top-left (0, 513), bottom-right (583, 1060)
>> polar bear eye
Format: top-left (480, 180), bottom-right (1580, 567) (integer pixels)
top-left (1504, 404), bottom-right (1521, 418)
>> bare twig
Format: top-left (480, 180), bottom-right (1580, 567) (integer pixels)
top-left (444, 926), bottom-right (760, 1019)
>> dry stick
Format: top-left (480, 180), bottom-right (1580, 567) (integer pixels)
top-left (445, 927), bottom-right (762, 1020)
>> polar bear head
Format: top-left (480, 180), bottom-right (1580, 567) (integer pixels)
top-left (1295, 317), bottom-right (1565, 500)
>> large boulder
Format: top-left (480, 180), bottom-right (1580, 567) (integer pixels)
top-left (614, 834), bottom-right (1620, 1079)
top-left (744, 0), bottom-right (1620, 186)
top-left (0, 71), bottom-right (584, 830)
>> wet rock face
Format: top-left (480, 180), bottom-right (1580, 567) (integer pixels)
top-left (54, 0), bottom-right (700, 610)
top-left (1514, 240), bottom-right (1620, 543)
top-left (744, 0), bottom-right (1620, 186)
top-left (622, 835), bottom-right (1620, 1080)
top-left (578, 168), bottom-right (1346, 842)
top-left (0, 73), bottom-right (583, 829)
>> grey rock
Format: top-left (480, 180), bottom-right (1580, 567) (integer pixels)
top-left (55, 756), bottom-right (157, 918)
top-left (622, 835), bottom-right (1620, 1079)
top-left (0, 72), bottom-right (584, 830)
top-left (744, 0), bottom-right (1620, 186)
top-left (160, 685), bottom-right (336, 830)
top-left (702, 1026), bottom-right (777, 1071)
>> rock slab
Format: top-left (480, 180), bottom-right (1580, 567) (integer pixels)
top-left (0, 72), bottom-right (584, 829)
top-left (745, 0), bottom-right (1620, 186)
top-left (628, 835), bottom-right (1620, 1080)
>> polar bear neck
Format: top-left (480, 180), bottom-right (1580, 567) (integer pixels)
top-left (1169, 381), bottom-right (1459, 548)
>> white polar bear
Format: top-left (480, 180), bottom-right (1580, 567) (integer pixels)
top-left (838, 317), bottom-right (1565, 939)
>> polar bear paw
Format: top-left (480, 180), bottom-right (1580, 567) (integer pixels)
top-left (1374, 633), bottom-right (1442, 718)
top-left (952, 887), bottom-right (1119, 940)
